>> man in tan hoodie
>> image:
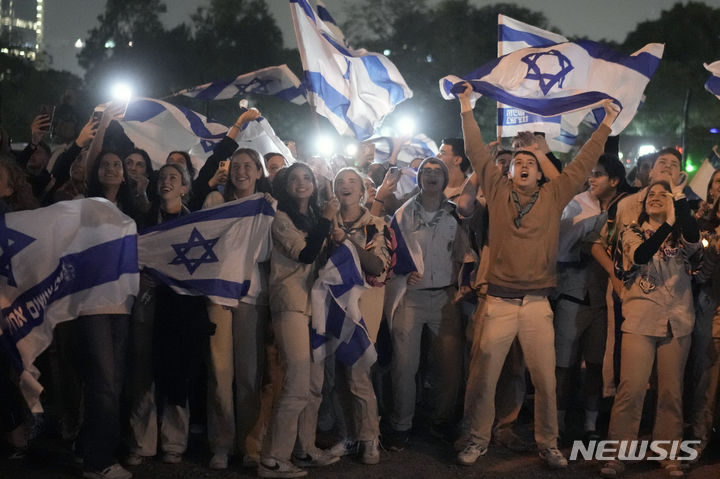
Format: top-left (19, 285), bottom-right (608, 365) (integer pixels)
top-left (454, 82), bottom-right (618, 469)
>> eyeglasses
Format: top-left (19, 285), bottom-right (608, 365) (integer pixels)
top-left (588, 170), bottom-right (608, 178)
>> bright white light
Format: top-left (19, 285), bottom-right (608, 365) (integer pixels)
top-left (315, 135), bottom-right (335, 156)
top-left (345, 143), bottom-right (358, 157)
top-left (703, 238), bottom-right (709, 248)
top-left (111, 83), bottom-right (133, 102)
top-left (74, 38), bottom-right (84, 49)
top-left (618, 152), bottom-right (624, 160)
top-left (638, 144), bottom-right (656, 157)
top-left (426, 54), bottom-right (433, 63)
top-left (383, 49), bottom-right (391, 56)
top-left (104, 39), bottom-right (115, 49)
top-left (128, 41), bottom-right (133, 47)
top-left (396, 116), bottom-right (415, 136)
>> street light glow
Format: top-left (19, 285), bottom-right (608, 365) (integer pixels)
top-left (110, 82), bottom-right (133, 102)
top-left (315, 135), bottom-right (335, 156)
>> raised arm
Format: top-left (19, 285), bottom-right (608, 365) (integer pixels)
top-left (551, 101), bottom-right (618, 207)
top-left (458, 83), bottom-right (499, 201)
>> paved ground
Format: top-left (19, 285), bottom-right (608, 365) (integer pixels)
top-left (2, 429), bottom-right (719, 479)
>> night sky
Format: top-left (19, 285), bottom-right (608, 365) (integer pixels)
top-left (44, 0), bottom-right (717, 77)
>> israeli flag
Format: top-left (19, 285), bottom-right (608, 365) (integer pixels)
top-left (310, 241), bottom-right (376, 368)
top-left (137, 194), bottom-right (274, 307)
top-left (175, 65), bottom-right (307, 105)
top-left (441, 39), bottom-right (664, 136)
top-left (290, 0), bottom-right (413, 140)
top-left (121, 99), bottom-right (295, 173)
top-left (704, 61), bottom-right (720, 100)
top-left (383, 198), bottom-right (424, 323)
top-left (497, 15), bottom-right (575, 152)
top-left (0, 199), bottom-right (139, 409)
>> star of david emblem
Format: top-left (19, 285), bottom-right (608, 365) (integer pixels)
top-left (0, 216), bottom-right (36, 287)
top-left (169, 227), bottom-right (219, 275)
top-left (521, 50), bottom-right (574, 96)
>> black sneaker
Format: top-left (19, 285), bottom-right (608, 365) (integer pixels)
top-left (383, 430), bottom-right (409, 451)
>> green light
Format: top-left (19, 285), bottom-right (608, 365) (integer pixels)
top-left (685, 162), bottom-right (696, 173)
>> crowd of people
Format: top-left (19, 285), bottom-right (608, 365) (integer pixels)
top-left (1, 82), bottom-right (719, 479)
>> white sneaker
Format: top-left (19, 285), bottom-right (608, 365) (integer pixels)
top-left (329, 438), bottom-right (359, 457)
top-left (82, 463), bottom-right (133, 479)
top-left (539, 447), bottom-right (568, 469)
top-left (361, 438), bottom-right (380, 465)
top-left (209, 453), bottom-right (228, 470)
top-left (123, 453), bottom-right (143, 467)
top-left (291, 448), bottom-right (340, 467)
top-left (457, 441), bottom-right (487, 465)
top-left (257, 457), bottom-right (308, 478)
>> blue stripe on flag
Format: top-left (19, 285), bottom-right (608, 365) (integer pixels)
top-left (335, 323), bottom-right (373, 366)
top-left (2, 235), bottom-right (138, 342)
top-left (146, 268), bottom-right (250, 300)
top-left (328, 245), bottom-right (365, 298)
top-left (460, 81), bottom-right (617, 117)
top-left (360, 55), bottom-right (407, 104)
top-left (316, 3), bottom-right (337, 24)
top-left (124, 99), bottom-right (167, 122)
top-left (706, 75), bottom-right (720, 96)
top-left (576, 41), bottom-right (661, 79)
top-left (192, 79), bottom-right (235, 100)
top-left (291, 0), bottom-right (317, 24)
top-left (305, 71), bottom-right (373, 139)
top-left (390, 216), bottom-right (417, 276)
top-left (498, 24), bottom-right (561, 48)
top-left (139, 198), bottom-right (275, 235)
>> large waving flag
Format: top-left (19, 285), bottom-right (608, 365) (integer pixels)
top-left (441, 40), bottom-right (664, 136)
top-left (497, 15), bottom-right (576, 153)
top-left (121, 99), bottom-right (295, 173)
top-left (310, 241), bottom-right (376, 369)
top-left (0, 199), bottom-right (139, 409)
top-left (704, 61), bottom-right (720, 100)
top-left (175, 65), bottom-right (307, 105)
top-left (290, 0), bottom-right (413, 140)
top-left (137, 194), bottom-right (274, 307)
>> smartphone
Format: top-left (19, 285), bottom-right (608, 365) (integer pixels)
top-left (91, 108), bottom-right (104, 123)
top-left (389, 166), bottom-right (399, 175)
top-left (39, 105), bottom-right (55, 133)
top-left (218, 160), bottom-right (229, 174)
top-left (533, 131), bottom-right (546, 138)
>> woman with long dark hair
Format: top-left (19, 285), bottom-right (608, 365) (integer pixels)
top-left (258, 162), bottom-right (340, 478)
top-left (601, 180), bottom-right (700, 478)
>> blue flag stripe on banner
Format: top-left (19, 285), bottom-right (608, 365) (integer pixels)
top-left (498, 24), bottom-right (561, 47)
top-left (706, 76), bottom-right (720, 96)
top-left (191, 78), bottom-right (236, 100)
top-left (305, 71), bottom-right (372, 139)
top-left (2, 235), bottom-right (138, 342)
top-left (390, 217), bottom-right (417, 276)
top-left (577, 41), bottom-right (661, 79)
top-left (145, 268), bottom-right (250, 300)
top-left (139, 197), bottom-right (275, 235)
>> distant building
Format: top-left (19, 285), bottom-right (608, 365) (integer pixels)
top-left (0, 0), bottom-right (43, 61)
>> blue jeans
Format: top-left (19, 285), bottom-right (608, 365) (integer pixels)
top-left (76, 314), bottom-right (129, 469)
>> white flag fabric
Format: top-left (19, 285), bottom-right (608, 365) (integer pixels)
top-left (310, 241), bottom-right (376, 369)
top-left (373, 134), bottom-right (439, 165)
top-left (137, 194), bottom-right (274, 307)
top-left (290, 0), bottom-right (413, 140)
top-left (0, 198), bottom-right (139, 409)
top-left (704, 61), bottom-right (720, 100)
top-left (441, 40), bottom-right (664, 136)
top-left (497, 15), bottom-right (575, 153)
top-left (120, 99), bottom-right (295, 173)
top-left (176, 65), bottom-right (307, 105)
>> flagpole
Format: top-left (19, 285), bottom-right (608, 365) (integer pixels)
top-left (681, 88), bottom-right (691, 169)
